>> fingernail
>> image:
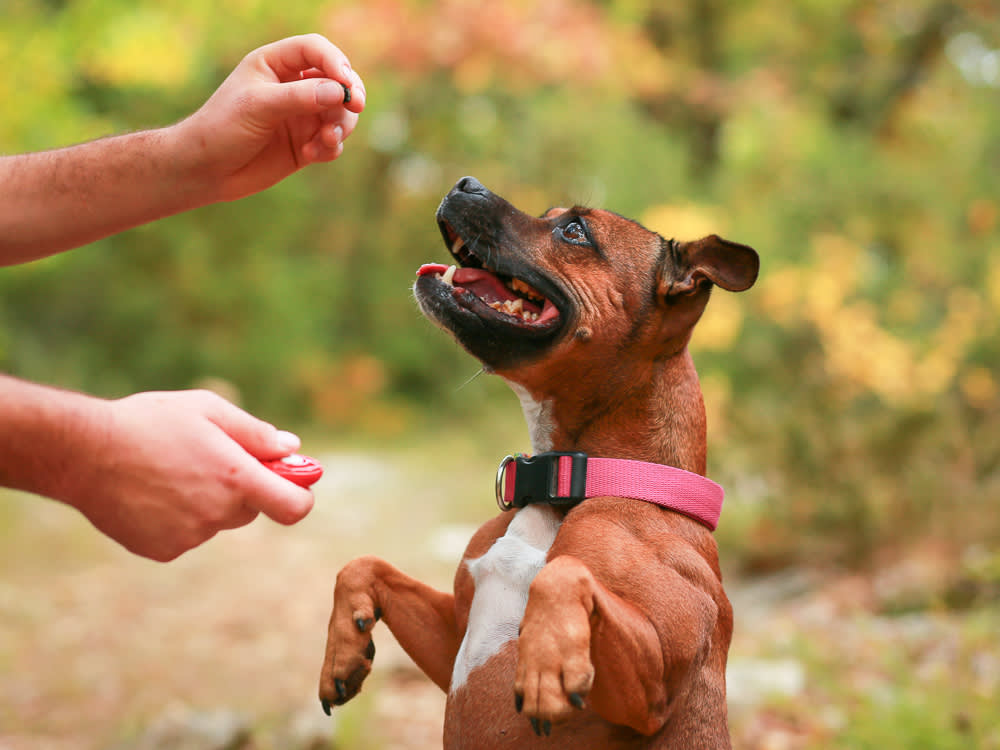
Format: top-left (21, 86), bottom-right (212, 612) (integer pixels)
top-left (276, 430), bottom-right (300, 453)
top-left (333, 125), bottom-right (344, 145)
top-left (316, 81), bottom-right (343, 108)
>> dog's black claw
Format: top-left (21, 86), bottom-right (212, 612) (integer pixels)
top-left (355, 617), bottom-right (371, 633)
top-left (514, 693), bottom-right (524, 713)
top-left (364, 638), bottom-right (376, 660)
top-left (334, 679), bottom-right (347, 700)
top-left (321, 699), bottom-right (331, 716)
top-left (569, 692), bottom-right (585, 709)
top-left (530, 717), bottom-right (541, 736)
top-left (542, 720), bottom-right (552, 736)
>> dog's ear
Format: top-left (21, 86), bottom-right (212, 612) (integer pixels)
top-left (658, 235), bottom-right (759, 297)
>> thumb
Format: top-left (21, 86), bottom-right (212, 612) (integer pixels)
top-left (255, 78), bottom-right (348, 123)
top-left (204, 397), bottom-right (300, 460)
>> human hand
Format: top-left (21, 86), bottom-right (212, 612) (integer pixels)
top-left (175, 33), bottom-right (366, 202)
top-left (69, 390), bottom-right (315, 562)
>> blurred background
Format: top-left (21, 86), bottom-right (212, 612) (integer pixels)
top-left (1, 0), bottom-right (997, 748)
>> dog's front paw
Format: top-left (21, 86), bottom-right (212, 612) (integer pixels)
top-left (513, 556), bottom-right (596, 735)
top-left (318, 556), bottom-right (384, 713)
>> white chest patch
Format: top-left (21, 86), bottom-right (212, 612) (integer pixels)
top-left (505, 380), bottom-right (555, 453)
top-left (450, 505), bottom-right (561, 691)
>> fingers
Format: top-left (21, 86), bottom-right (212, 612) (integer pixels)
top-left (192, 390), bottom-right (315, 524)
top-left (301, 105), bottom-right (362, 164)
top-left (301, 129), bottom-right (345, 165)
top-left (242, 72), bottom-right (363, 158)
top-left (214, 504), bottom-right (260, 531)
top-left (316, 72), bottom-right (367, 113)
top-left (344, 69), bottom-right (367, 114)
top-left (241, 464), bottom-right (316, 525)
top-left (253, 34), bottom-right (351, 84)
top-left (248, 34), bottom-right (366, 114)
top-left (197, 390), bottom-right (299, 460)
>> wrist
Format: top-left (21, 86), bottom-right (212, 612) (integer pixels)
top-left (51, 393), bottom-right (115, 513)
top-left (0, 377), bottom-right (113, 508)
top-left (155, 119), bottom-right (226, 209)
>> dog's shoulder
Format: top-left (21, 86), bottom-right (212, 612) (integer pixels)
top-left (552, 497), bottom-right (725, 589)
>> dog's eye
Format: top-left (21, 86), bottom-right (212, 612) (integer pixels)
top-left (558, 219), bottom-right (590, 246)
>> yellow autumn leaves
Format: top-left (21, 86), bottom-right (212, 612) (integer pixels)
top-left (644, 202), bottom-right (997, 411)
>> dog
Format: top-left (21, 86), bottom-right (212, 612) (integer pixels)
top-left (318, 176), bottom-right (759, 748)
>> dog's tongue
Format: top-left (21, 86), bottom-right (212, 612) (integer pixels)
top-left (417, 263), bottom-right (450, 276)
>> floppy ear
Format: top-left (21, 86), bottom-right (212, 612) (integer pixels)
top-left (659, 234), bottom-right (760, 297)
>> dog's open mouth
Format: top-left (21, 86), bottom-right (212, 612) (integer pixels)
top-left (415, 221), bottom-right (562, 331)
top-left (416, 263), bottom-right (560, 326)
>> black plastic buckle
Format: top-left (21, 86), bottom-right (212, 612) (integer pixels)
top-left (506, 451), bottom-right (588, 509)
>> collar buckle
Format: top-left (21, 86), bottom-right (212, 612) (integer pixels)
top-left (495, 451), bottom-right (588, 512)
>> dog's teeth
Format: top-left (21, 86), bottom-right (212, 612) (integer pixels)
top-left (451, 237), bottom-right (465, 255)
top-left (510, 277), bottom-right (543, 301)
top-left (486, 298), bottom-right (544, 322)
top-left (441, 265), bottom-right (457, 286)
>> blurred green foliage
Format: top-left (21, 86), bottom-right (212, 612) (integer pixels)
top-left (1, 0), bottom-right (998, 569)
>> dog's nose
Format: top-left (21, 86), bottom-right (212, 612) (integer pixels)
top-left (455, 176), bottom-right (488, 196)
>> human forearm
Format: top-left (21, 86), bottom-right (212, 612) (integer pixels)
top-left (0, 34), bottom-right (364, 266)
top-left (0, 375), bottom-right (110, 501)
top-left (0, 126), bottom-right (206, 265)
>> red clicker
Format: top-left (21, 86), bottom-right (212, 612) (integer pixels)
top-left (261, 454), bottom-right (324, 488)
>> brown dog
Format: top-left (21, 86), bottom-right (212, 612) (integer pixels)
top-left (318, 176), bottom-right (759, 748)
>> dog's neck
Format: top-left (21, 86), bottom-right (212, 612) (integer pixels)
top-left (505, 348), bottom-right (708, 476)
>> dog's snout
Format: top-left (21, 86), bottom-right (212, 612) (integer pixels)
top-left (455, 176), bottom-right (488, 196)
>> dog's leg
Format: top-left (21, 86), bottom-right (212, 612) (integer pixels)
top-left (318, 555), bottom-right (461, 709)
top-left (513, 513), bottom-right (725, 737)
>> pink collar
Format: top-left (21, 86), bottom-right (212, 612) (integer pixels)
top-left (496, 452), bottom-right (724, 531)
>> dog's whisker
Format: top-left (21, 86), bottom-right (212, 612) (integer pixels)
top-left (455, 367), bottom-right (486, 392)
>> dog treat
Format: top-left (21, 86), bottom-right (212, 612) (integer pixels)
top-left (341, 83), bottom-right (352, 104)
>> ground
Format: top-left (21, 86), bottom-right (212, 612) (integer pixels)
top-left (1, 448), bottom-right (997, 750)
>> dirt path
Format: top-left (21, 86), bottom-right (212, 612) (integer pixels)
top-left (0, 452), bottom-right (456, 749)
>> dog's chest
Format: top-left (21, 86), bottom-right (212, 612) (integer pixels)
top-left (450, 505), bottom-right (561, 691)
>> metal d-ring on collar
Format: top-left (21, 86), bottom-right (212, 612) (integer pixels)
top-left (495, 455), bottom-right (517, 511)
top-left (495, 452), bottom-right (589, 512)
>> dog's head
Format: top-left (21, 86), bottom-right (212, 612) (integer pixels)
top-left (414, 177), bottom-right (758, 387)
